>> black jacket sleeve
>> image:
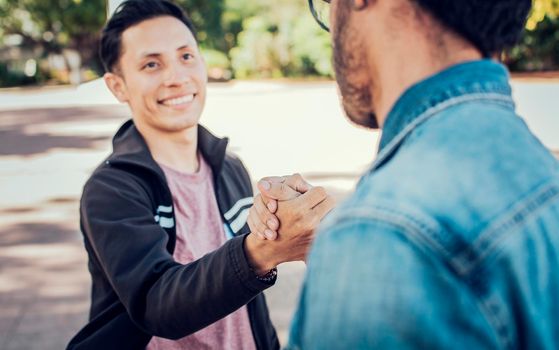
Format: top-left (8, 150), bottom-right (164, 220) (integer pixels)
top-left (81, 168), bottom-right (272, 339)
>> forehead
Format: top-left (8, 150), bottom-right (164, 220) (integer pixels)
top-left (120, 16), bottom-right (197, 57)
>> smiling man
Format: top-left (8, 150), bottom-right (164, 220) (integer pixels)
top-left (67, 1), bottom-right (334, 349)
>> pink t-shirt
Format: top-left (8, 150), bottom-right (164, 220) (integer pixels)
top-left (147, 154), bottom-right (257, 350)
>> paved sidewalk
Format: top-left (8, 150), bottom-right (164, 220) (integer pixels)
top-left (0, 81), bottom-right (557, 349)
top-left (0, 106), bottom-right (126, 350)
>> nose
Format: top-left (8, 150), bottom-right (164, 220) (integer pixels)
top-left (163, 62), bottom-right (190, 87)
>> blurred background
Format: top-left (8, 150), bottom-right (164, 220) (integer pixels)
top-left (0, 0), bottom-right (558, 349)
top-left (0, 0), bottom-right (558, 87)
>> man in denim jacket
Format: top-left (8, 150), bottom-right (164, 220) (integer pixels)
top-left (278, 0), bottom-right (559, 348)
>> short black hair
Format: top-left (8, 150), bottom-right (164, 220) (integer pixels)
top-left (100, 0), bottom-right (197, 72)
top-left (413, 0), bottom-right (532, 56)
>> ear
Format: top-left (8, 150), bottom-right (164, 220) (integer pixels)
top-left (353, 0), bottom-right (368, 10)
top-left (104, 72), bottom-right (129, 103)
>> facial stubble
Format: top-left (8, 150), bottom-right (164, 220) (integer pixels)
top-left (332, 2), bottom-right (379, 129)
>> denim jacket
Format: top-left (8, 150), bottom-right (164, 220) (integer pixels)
top-left (288, 60), bottom-right (559, 349)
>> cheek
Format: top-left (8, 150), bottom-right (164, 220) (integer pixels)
top-left (132, 79), bottom-right (160, 103)
top-left (194, 66), bottom-right (208, 101)
top-left (197, 66), bottom-right (208, 85)
top-left (127, 84), bottom-right (158, 112)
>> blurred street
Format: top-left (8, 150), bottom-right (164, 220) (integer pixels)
top-left (0, 79), bottom-right (558, 349)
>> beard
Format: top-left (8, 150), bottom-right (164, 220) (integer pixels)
top-left (332, 2), bottom-right (379, 129)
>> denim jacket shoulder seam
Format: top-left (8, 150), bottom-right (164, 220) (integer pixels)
top-left (329, 204), bottom-right (454, 263)
top-left (452, 179), bottom-right (559, 276)
top-left (326, 205), bottom-right (503, 346)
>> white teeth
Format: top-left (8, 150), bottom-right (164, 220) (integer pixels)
top-left (162, 94), bottom-right (194, 106)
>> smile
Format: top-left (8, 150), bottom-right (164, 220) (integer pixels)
top-left (159, 94), bottom-right (195, 106)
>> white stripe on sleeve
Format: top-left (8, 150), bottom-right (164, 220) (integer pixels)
top-left (224, 197), bottom-right (253, 220)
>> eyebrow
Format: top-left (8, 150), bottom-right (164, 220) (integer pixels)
top-left (139, 45), bottom-right (192, 59)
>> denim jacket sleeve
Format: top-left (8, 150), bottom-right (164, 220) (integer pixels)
top-left (287, 218), bottom-right (500, 350)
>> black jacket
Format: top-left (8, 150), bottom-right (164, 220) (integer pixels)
top-left (68, 120), bottom-right (279, 349)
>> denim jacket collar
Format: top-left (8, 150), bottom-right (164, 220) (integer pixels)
top-left (371, 60), bottom-right (515, 172)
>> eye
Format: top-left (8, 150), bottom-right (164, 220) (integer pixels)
top-left (143, 61), bottom-right (159, 70)
top-left (182, 53), bottom-right (193, 61)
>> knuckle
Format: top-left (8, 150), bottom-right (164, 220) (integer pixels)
top-left (286, 204), bottom-right (296, 214)
top-left (267, 214), bottom-right (277, 225)
top-left (258, 204), bottom-right (268, 216)
top-left (248, 206), bottom-right (256, 218)
top-left (314, 186), bottom-right (327, 197)
top-left (248, 219), bottom-right (256, 231)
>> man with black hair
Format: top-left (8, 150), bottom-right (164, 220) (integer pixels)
top-left (267, 0), bottom-right (559, 348)
top-left (67, 0), bottom-right (334, 349)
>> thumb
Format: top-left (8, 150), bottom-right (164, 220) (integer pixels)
top-left (258, 179), bottom-right (301, 201)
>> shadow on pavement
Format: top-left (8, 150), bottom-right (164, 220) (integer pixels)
top-left (0, 106), bottom-right (128, 157)
top-left (0, 199), bottom-right (89, 350)
top-left (0, 128), bottom-right (109, 156)
top-left (0, 222), bottom-right (80, 248)
top-left (0, 106), bottom-right (127, 126)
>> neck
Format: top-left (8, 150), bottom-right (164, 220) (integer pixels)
top-left (369, 27), bottom-right (482, 127)
top-left (137, 122), bottom-right (199, 173)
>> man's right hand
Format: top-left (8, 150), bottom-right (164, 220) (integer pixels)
top-left (244, 174), bottom-right (335, 275)
top-left (260, 175), bottom-right (333, 237)
top-left (247, 174), bottom-right (312, 240)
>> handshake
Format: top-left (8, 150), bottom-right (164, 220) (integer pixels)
top-left (244, 174), bottom-right (335, 276)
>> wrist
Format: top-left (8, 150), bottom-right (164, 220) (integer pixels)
top-left (253, 267), bottom-right (277, 284)
top-left (244, 233), bottom-right (278, 275)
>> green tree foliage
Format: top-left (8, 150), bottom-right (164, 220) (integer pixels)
top-left (507, 0), bottom-right (559, 71)
top-left (1, 0), bottom-right (558, 87)
top-left (0, 0), bottom-right (105, 86)
top-left (176, 0), bottom-right (225, 50)
top-left (179, 0), bottom-right (332, 79)
top-left (1, 0), bottom-right (104, 60)
top-left (229, 0), bottom-right (332, 78)
top-left (527, 0), bottom-right (559, 29)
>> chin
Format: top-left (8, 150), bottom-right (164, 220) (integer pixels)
top-left (343, 103), bottom-right (379, 130)
top-left (169, 108), bottom-right (202, 125)
top-left (169, 119), bottom-right (199, 132)
top-left (151, 115), bottom-right (198, 133)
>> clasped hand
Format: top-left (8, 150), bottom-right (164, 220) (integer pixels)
top-left (247, 174), bottom-right (335, 261)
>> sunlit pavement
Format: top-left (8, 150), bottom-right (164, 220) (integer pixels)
top-left (0, 79), bottom-right (557, 349)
